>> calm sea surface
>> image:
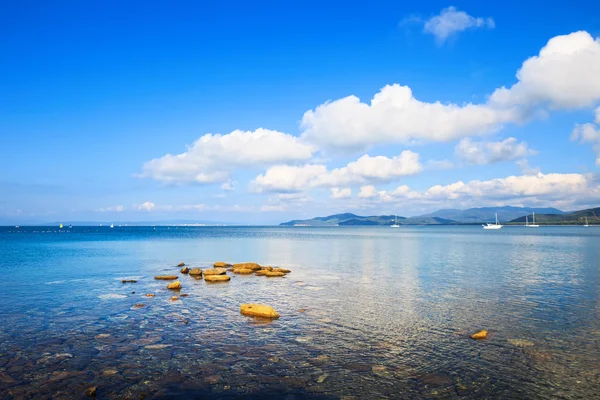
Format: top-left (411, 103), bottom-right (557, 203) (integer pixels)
top-left (0, 226), bottom-right (599, 399)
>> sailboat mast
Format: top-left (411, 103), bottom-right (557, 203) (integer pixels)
top-left (533, 212), bottom-right (535, 224)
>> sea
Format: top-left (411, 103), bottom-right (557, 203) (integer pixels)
top-left (0, 225), bottom-right (599, 399)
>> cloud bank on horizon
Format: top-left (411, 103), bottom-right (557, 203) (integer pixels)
top-left (132, 26), bottom-right (600, 217)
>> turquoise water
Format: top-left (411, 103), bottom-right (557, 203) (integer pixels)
top-left (0, 226), bottom-right (599, 399)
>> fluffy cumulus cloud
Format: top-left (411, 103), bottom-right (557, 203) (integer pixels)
top-left (137, 201), bottom-right (156, 211)
top-left (331, 187), bottom-right (352, 199)
top-left (251, 151), bottom-right (422, 193)
top-left (138, 129), bottom-right (315, 184)
top-left (455, 137), bottom-right (535, 165)
top-left (423, 6), bottom-right (495, 44)
top-left (301, 31), bottom-right (600, 151)
top-left (571, 108), bottom-right (600, 165)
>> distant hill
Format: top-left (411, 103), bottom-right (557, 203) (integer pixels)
top-left (510, 207), bottom-right (600, 225)
top-left (280, 206), bottom-right (568, 226)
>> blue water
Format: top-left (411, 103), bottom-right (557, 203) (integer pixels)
top-left (0, 226), bottom-right (599, 399)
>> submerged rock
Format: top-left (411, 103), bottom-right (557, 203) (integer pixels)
top-left (507, 338), bottom-right (535, 347)
top-left (471, 330), bottom-right (488, 340)
top-left (240, 304), bottom-right (280, 319)
top-left (214, 262), bottom-right (231, 268)
top-left (85, 386), bottom-right (97, 397)
top-left (131, 303), bottom-right (145, 309)
top-left (177, 262), bottom-right (185, 267)
top-left (205, 275), bottom-right (230, 282)
top-left (180, 267), bottom-right (189, 274)
top-left (233, 262), bottom-right (262, 271)
top-left (273, 268), bottom-right (291, 273)
top-left (233, 268), bottom-right (253, 274)
top-left (155, 275), bottom-right (178, 280)
top-left (144, 344), bottom-right (172, 350)
top-left (265, 271), bottom-right (285, 277)
top-left (145, 293), bottom-right (155, 297)
top-left (121, 279), bottom-right (137, 283)
top-left (203, 268), bottom-right (227, 276)
top-left (189, 268), bottom-right (203, 276)
top-left (167, 281), bottom-right (181, 290)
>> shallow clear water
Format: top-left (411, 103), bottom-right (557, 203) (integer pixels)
top-left (0, 226), bottom-right (599, 399)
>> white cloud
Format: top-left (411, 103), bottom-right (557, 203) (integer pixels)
top-left (595, 106), bottom-right (600, 124)
top-left (571, 121), bottom-right (600, 166)
top-left (96, 205), bottom-right (125, 212)
top-left (138, 129), bottom-right (315, 184)
top-left (260, 193), bottom-right (312, 212)
top-left (251, 151), bottom-right (422, 193)
top-left (221, 180), bottom-right (236, 191)
top-left (423, 6), bottom-right (495, 44)
top-left (137, 201), bottom-right (156, 211)
top-left (331, 187), bottom-right (352, 199)
top-left (358, 185), bottom-right (378, 199)
top-left (455, 137), bottom-right (535, 165)
top-left (515, 159), bottom-right (541, 175)
top-left (301, 31), bottom-right (600, 151)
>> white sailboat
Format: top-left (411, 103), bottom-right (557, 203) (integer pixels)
top-left (525, 212), bottom-right (539, 228)
top-left (59, 223), bottom-right (63, 229)
top-left (110, 223), bottom-right (114, 228)
top-left (583, 217), bottom-right (590, 227)
top-left (483, 213), bottom-right (503, 229)
top-left (391, 215), bottom-right (400, 228)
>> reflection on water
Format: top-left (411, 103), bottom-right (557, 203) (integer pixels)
top-left (0, 226), bottom-right (599, 399)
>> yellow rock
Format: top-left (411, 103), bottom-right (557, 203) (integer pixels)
top-left (155, 275), bottom-right (178, 280)
top-left (189, 268), bottom-right (203, 276)
top-left (214, 261), bottom-right (231, 268)
top-left (240, 304), bottom-right (280, 319)
top-left (180, 267), bottom-right (189, 274)
top-left (471, 330), bottom-right (488, 340)
top-left (273, 268), bottom-right (291, 273)
top-left (255, 270), bottom-right (268, 276)
top-left (177, 262), bottom-right (185, 267)
top-left (233, 262), bottom-right (262, 271)
top-left (203, 268), bottom-right (227, 275)
top-left (205, 275), bottom-right (231, 282)
top-left (266, 271), bottom-right (285, 277)
top-left (171, 296), bottom-right (179, 301)
top-left (233, 268), bottom-right (253, 274)
top-left (167, 281), bottom-right (181, 290)
top-left (145, 293), bottom-right (155, 297)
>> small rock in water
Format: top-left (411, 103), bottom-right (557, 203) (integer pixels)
top-left (273, 268), bottom-right (291, 273)
top-left (145, 294), bottom-right (155, 297)
top-left (102, 369), bottom-right (117, 377)
top-left (155, 275), bottom-right (178, 280)
top-left (205, 275), bottom-right (230, 282)
top-left (85, 386), bottom-right (97, 397)
top-left (214, 261), bottom-right (231, 268)
top-left (180, 267), bottom-right (189, 274)
top-left (233, 262), bottom-right (262, 271)
top-left (240, 304), bottom-right (280, 319)
top-left (177, 262), bottom-right (185, 267)
top-left (131, 291), bottom-right (135, 294)
top-left (144, 344), bottom-right (172, 350)
top-left (180, 294), bottom-right (189, 297)
top-left (171, 296), bottom-right (179, 301)
top-left (471, 330), bottom-right (488, 340)
top-left (167, 281), bottom-right (181, 290)
top-left (203, 268), bottom-right (227, 275)
top-left (265, 271), bottom-right (285, 277)
top-left (298, 309), bottom-right (306, 313)
top-left (189, 268), bottom-right (203, 276)
top-left (95, 334), bottom-right (111, 339)
top-left (121, 279), bottom-right (137, 283)
top-left (131, 303), bottom-right (145, 309)
top-left (233, 268), bottom-right (253, 274)
top-left (372, 365), bottom-right (392, 378)
top-left (316, 374), bottom-right (328, 383)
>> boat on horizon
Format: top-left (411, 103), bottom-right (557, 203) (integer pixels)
top-left (59, 223), bottom-right (63, 229)
top-left (110, 223), bottom-right (114, 228)
top-left (584, 217), bottom-right (590, 227)
top-left (483, 213), bottom-right (503, 230)
top-left (525, 212), bottom-right (539, 228)
top-left (391, 215), bottom-right (400, 228)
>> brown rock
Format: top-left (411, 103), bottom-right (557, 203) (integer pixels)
top-left (203, 268), bottom-right (227, 276)
top-left (233, 268), bottom-right (253, 274)
top-left (214, 262), bottom-right (231, 268)
top-left (171, 296), bottom-right (179, 301)
top-left (240, 304), bottom-right (280, 319)
top-left (155, 275), bottom-right (178, 280)
top-left (189, 268), bottom-right (203, 276)
top-left (85, 386), bottom-right (97, 397)
top-left (132, 303), bottom-right (145, 309)
top-left (255, 270), bottom-right (268, 276)
top-left (180, 294), bottom-right (189, 297)
top-left (471, 330), bottom-right (488, 340)
top-left (265, 271), bottom-right (285, 277)
top-left (180, 267), bottom-right (189, 274)
top-left (177, 262), bottom-right (185, 267)
top-left (205, 275), bottom-right (231, 282)
top-left (233, 262), bottom-right (262, 271)
top-left (273, 268), bottom-right (291, 273)
top-left (145, 293), bottom-right (155, 297)
top-left (167, 281), bottom-right (181, 290)
top-left (205, 374), bottom-right (221, 384)
top-left (121, 279), bottom-right (137, 283)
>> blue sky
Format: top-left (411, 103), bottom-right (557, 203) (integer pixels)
top-left (2, 1), bottom-right (600, 224)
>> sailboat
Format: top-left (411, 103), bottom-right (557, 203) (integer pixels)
top-left (391, 215), bottom-right (400, 228)
top-left (483, 213), bottom-right (503, 229)
top-left (525, 212), bottom-right (539, 228)
top-left (110, 223), bottom-right (114, 228)
top-left (59, 223), bottom-right (63, 229)
top-left (584, 217), bottom-right (590, 227)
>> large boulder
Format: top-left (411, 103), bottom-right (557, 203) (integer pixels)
top-left (180, 267), bottom-right (189, 274)
top-left (177, 262), bottom-right (185, 267)
top-left (233, 262), bottom-right (262, 271)
top-left (240, 304), bottom-right (280, 319)
top-left (188, 268), bottom-right (202, 276)
top-left (205, 275), bottom-right (231, 282)
top-left (266, 271), bottom-right (285, 277)
top-left (167, 281), bottom-right (181, 290)
top-left (214, 262), bottom-right (232, 268)
top-left (203, 268), bottom-right (227, 276)
top-left (155, 275), bottom-right (178, 280)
